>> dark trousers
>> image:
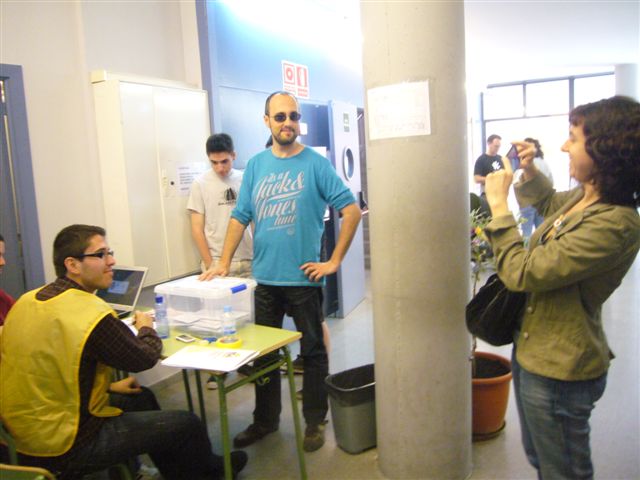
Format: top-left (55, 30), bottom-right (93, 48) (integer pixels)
top-left (68, 409), bottom-right (219, 480)
top-left (253, 285), bottom-right (328, 428)
top-left (24, 387), bottom-right (223, 480)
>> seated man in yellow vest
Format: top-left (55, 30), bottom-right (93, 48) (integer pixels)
top-left (0, 224), bottom-right (247, 480)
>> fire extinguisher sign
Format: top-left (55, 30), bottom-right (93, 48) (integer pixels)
top-left (282, 60), bottom-right (309, 99)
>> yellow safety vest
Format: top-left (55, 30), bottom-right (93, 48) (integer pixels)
top-left (0, 288), bottom-right (122, 456)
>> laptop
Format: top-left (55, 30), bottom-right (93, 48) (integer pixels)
top-left (96, 265), bottom-right (148, 319)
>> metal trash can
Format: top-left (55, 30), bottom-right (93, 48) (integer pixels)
top-left (325, 364), bottom-right (376, 454)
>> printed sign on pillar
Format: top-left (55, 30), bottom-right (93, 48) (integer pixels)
top-left (282, 60), bottom-right (310, 99)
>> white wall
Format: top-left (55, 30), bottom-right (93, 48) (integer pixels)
top-left (81, 3), bottom-right (185, 80)
top-left (1, 1), bottom-right (200, 281)
top-left (464, 1), bottom-right (640, 193)
top-left (464, 1), bottom-right (639, 87)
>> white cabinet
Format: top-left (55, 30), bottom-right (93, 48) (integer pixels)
top-left (92, 72), bottom-right (209, 285)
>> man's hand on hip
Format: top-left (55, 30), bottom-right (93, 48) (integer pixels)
top-left (300, 260), bottom-right (339, 282)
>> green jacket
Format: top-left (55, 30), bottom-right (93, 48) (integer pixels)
top-left (485, 174), bottom-right (640, 381)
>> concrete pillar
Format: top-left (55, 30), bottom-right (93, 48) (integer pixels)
top-left (360, 3), bottom-right (471, 479)
top-left (615, 63), bottom-right (639, 101)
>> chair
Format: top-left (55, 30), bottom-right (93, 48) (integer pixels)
top-left (0, 463), bottom-right (56, 480)
top-left (0, 420), bottom-right (18, 465)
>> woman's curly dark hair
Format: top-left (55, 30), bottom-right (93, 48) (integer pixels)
top-left (569, 96), bottom-right (640, 208)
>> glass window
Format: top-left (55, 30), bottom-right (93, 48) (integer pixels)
top-left (526, 80), bottom-right (569, 116)
top-left (483, 85), bottom-right (523, 120)
top-left (486, 116), bottom-right (571, 190)
top-left (573, 74), bottom-right (615, 107)
top-left (478, 73), bottom-right (613, 195)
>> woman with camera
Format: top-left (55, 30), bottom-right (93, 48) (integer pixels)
top-left (483, 96), bottom-right (640, 480)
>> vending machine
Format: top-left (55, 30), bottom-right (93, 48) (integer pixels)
top-left (299, 100), bottom-right (366, 318)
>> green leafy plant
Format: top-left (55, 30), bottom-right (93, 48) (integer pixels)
top-left (470, 208), bottom-right (494, 296)
top-left (469, 208), bottom-right (495, 362)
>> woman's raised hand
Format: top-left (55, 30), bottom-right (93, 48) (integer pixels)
top-left (512, 140), bottom-right (539, 181)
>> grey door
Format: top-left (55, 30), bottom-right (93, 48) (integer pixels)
top-left (0, 65), bottom-right (44, 298)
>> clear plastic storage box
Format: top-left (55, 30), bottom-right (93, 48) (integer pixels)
top-left (153, 275), bottom-right (256, 338)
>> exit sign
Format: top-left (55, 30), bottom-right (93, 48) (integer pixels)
top-left (282, 60), bottom-right (309, 99)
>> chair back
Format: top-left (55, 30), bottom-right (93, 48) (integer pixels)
top-left (0, 463), bottom-right (56, 480)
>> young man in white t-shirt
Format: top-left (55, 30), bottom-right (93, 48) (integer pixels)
top-left (187, 133), bottom-right (253, 277)
top-left (187, 133), bottom-right (254, 390)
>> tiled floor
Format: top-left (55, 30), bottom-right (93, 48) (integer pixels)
top-left (149, 258), bottom-right (639, 480)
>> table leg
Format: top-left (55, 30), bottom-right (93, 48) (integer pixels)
top-left (283, 346), bottom-right (307, 479)
top-left (216, 376), bottom-right (233, 480)
top-left (181, 369), bottom-right (194, 413)
top-left (194, 370), bottom-right (207, 425)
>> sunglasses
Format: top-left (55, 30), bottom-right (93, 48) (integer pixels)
top-left (271, 112), bottom-right (302, 123)
top-left (74, 249), bottom-right (115, 260)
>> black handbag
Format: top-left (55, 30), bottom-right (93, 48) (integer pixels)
top-left (466, 273), bottom-right (526, 346)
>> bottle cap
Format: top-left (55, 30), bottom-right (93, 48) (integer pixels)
top-left (155, 295), bottom-right (164, 304)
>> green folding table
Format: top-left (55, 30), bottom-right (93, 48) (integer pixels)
top-left (163, 323), bottom-right (307, 480)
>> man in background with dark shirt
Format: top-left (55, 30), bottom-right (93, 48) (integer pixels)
top-left (0, 224), bottom-right (247, 479)
top-left (473, 134), bottom-right (503, 195)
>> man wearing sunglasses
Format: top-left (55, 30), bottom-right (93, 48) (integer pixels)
top-left (0, 224), bottom-right (248, 479)
top-left (205, 91), bottom-right (362, 452)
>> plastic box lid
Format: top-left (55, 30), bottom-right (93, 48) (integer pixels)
top-left (154, 275), bottom-right (257, 299)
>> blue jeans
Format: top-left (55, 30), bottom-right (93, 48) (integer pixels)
top-left (252, 285), bottom-right (328, 428)
top-left (512, 350), bottom-right (607, 480)
top-left (520, 205), bottom-right (544, 239)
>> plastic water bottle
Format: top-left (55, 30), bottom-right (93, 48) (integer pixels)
top-left (154, 295), bottom-right (170, 339)
top-left (220, 305), bottom-right (238, 344)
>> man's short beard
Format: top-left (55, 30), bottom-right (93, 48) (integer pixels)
top-left (274, 132), bottom-right (297, 146)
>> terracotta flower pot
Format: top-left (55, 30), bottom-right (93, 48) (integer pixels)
top-left (471, 351), bottom-right (512, 440)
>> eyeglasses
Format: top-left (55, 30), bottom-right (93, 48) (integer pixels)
top-left (74, 249), bottom-right (114, 260)
top-left (271, 112), bottom-right (302, 123)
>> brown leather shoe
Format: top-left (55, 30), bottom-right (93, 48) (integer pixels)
top-left (233, 423), bottom-right (278, 448)
top-left (303, 423), bottom-right (325, 452)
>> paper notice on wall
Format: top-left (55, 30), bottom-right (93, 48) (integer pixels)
top-left (177, 162), bottom-right (209, 196)
top-left (367, 81), bottom-right (431, 140)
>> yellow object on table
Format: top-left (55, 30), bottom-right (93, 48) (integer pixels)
top-left (215, 337), bottom-right (242, 349)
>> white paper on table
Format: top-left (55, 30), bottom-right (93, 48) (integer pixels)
top-left (161, 345), bottom-right (260, 372)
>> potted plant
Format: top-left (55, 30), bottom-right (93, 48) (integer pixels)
top-left (469, 205), bottom-right (513, 441)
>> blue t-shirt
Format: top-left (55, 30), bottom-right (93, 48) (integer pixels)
top-left (232, 147), bottom-right (356, 286)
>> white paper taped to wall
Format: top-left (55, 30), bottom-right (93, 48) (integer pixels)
top-left (177, 162), bottom-right (209, 196)
top-left (367, 81), bottom-right (431, 140)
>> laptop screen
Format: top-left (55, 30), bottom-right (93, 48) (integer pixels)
top-left (96, 266), bottom-right (148, 314)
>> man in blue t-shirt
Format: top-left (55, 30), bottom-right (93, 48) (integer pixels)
top-left (205, 91), bottom-right (362, 452)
